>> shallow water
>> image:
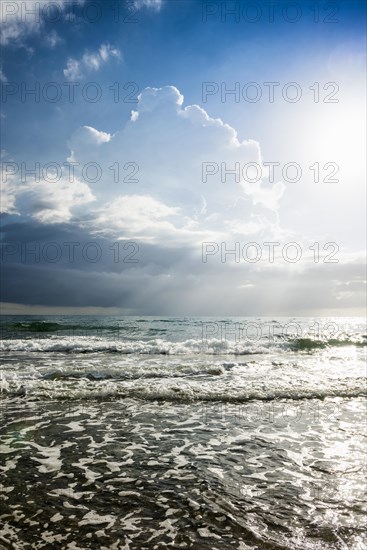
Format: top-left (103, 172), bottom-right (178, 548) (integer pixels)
top-left (0, 317), bottom-right (366, 549)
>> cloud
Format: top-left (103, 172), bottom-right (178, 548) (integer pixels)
top-left (63, 58), bottom-right (82, 81)
top-left (0, 151), bottom-right (22, 215)
top-left (0, 0), bottom-right (162, 47)
top-left (63, 44), bottom-right (121, 80)
top-left (45, 29), bottom-right (61, 48)
top-left (93, 195), bottom-right (181, 238)
top-left (66, 85), bottom-right (284, 244)
top-left (3, 85), bottom-right (363, 314)
top-left (3, 85), bottom-right (285, 243)
top-left (0, 0), bottom-right (84, 46)
top-left (1, 220), bottom-right (365, 315)
top-left (23, 177), bottom-right (95, 223)
top-left (0, 66), bottom-right (7, 83)
top-left (69, 126), bottom-right (112, 147)
top-left (1, 150), bottom-right (95, 222)
top-left (134, 0), bottom-right (163, 11)
top-left (0, 179), bottom-right (18, 215)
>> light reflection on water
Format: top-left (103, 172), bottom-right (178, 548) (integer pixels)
top-left (0, 316), bottom-right (366, 548)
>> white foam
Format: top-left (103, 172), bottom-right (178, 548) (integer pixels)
top-left (79, 511), bottom-right (115, 527)
top-left (27, 442), bottom-right (62, 473)
top-left (50, 513), bottom-right (63, 522)
top-left (197, 527), bottom-right (221, 539)
top-left (0, 336), bottom-right (266, 355)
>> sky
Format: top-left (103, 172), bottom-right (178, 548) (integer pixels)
top-left (0, 0), bottom-right (366, 315)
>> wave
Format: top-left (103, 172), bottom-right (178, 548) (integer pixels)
top-left (288, 337), bottom-right (367, 351)
top-left (2, 379), bottom-right (365, 403)
top-left (0, 337), bottom-right (267, 354)
top-left (0, 335), bottom-right (365, 354)
top-left (41, 364), bottom-right (227, 381)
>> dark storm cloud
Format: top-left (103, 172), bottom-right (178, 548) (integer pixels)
top-left (1, 220), bottom-right (365, 314)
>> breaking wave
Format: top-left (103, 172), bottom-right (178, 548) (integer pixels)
top-left (0, 335), bottom-right (365, 354)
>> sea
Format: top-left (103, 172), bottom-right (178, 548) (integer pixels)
top-left (0, 316), bottom-right (366, 549)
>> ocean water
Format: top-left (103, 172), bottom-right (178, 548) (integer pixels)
top-left (0, 316), bottom-right (366, 549)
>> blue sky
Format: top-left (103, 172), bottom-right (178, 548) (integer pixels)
top-left (1, 0), bottom-right (366, 315)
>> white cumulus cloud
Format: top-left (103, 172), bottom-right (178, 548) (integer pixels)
top-left (66, 85), bottom-right (285, 244)
top-left (3, 86), bottom-right (285, 241)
